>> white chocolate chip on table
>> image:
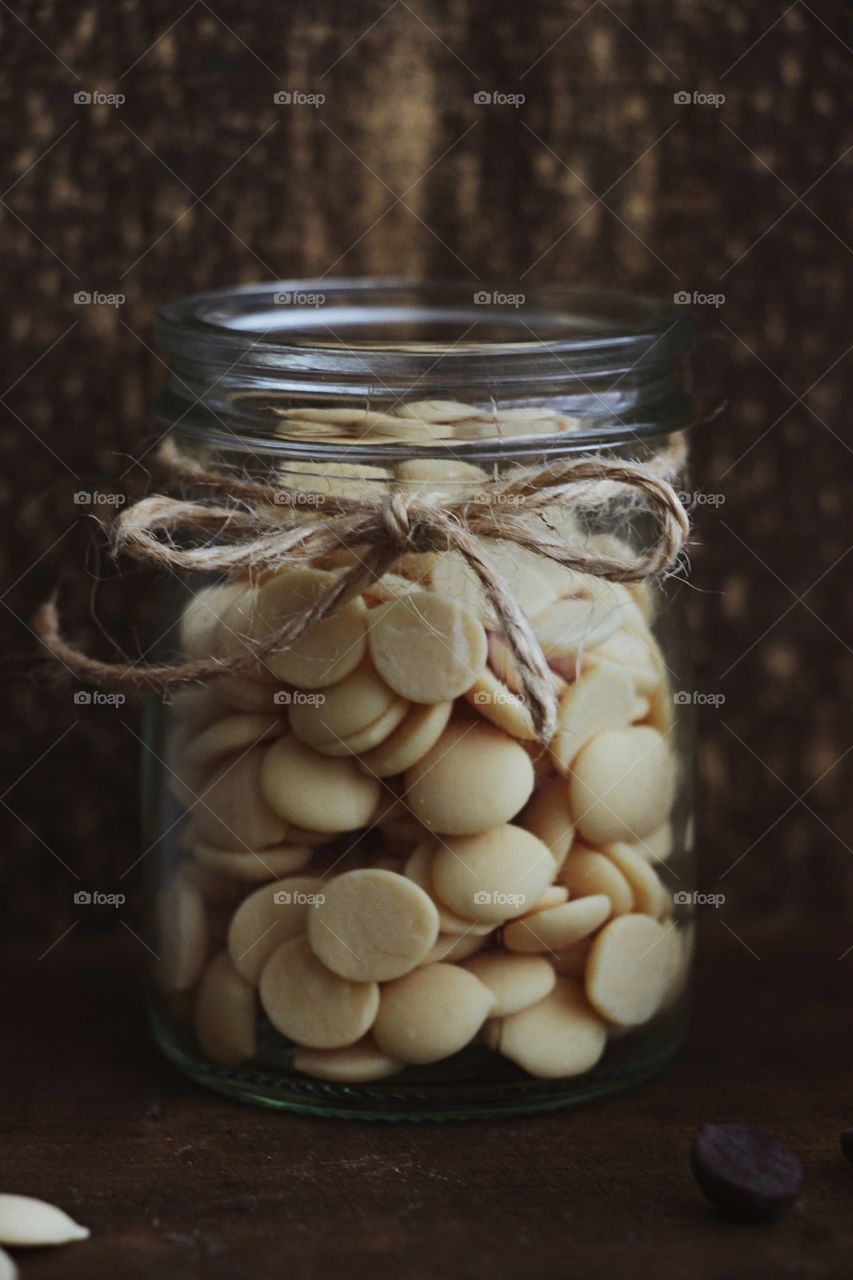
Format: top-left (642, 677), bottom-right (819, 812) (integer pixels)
top-left (0, 1194), bottom-right (89, 1247)
top-left (372, 963), bottom-right (496, 1065)
top-left (307, 868), bottom-right (440, 982)
top-left (259, 936), bottom-right (380, 1050)
top-left (228, 875), bottom-right (326, 985)
top-left (404, 720), bottom-right (534, 835)
top-left (194, 950), bottom-right (257, 1065)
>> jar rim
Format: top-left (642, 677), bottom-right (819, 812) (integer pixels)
top-left (153, 279), bottom-right (696, 459)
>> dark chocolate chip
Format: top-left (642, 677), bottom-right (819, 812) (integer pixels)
top-left (690, 1123), bottom-right (803, 1222)
top-left (840, 1127), bottom-right (853, 1167)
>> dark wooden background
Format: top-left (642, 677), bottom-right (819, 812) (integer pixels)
top-left (1, 0), bottom-right (851, 954)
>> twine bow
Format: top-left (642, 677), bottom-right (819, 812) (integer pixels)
top-left (35, 435), bottom-right (691, 742)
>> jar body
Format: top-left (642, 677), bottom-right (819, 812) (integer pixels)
top-left (143, 283), bottom-right (696, 1119)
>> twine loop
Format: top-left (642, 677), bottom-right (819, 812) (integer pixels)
top-left (35, 432), bottom-right (691, 742)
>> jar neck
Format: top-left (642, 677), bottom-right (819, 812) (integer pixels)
top-left (152, 280), bottom-right (695, 462)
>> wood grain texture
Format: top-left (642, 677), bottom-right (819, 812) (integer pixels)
top-left (1, 0), bottom-right (851, 938)
top-left (3, 923), bottom-right (851, 1279)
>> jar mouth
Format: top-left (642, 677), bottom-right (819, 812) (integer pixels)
top-left (153, 279), bottom-right (695, 460)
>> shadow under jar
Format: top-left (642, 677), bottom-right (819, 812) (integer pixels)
top-left (145, 280), bottom-right (697, 1120)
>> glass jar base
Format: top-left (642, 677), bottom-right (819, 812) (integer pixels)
top-left (151, 1005), bottom-right (687, 1122)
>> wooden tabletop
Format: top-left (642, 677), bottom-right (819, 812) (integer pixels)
top-left (4, 918), bottom-right (850, 1279)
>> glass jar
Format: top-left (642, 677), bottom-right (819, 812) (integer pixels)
top-left (144, 281), bottom-right (697, 1120)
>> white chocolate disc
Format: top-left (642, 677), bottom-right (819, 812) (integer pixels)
top-left (569, 727), bottom-right (676, 844)
top-left (404, 720), bottom-right (534, 835)
top-left (495, 977), bottom-right (607, 1079)
top-left (314, 696), bottom-right (410, 758)
top-left (251, 566), bottom-right (368, 689)
top-left (228, 875), bottom-right (325, 985)
top-left (259, 936), bottom-right (379, 1049)
top-left (307, 869), bottom-right (440, 982)
top-left (261, 736), bottom-right (380, 833)
top-left (0, 1195), bottom-right (89, 1247)
top-left (179, 581), bottom-right (252, 660)
top-left (585, 913), bottom-right (672, 1027)
top-left (463, 952), bottom-right (556, 1017)
top-left (194, 842), bottom-right (313, 882)
top-left (549, 664), bottom-right (635, 774)
top-left (419, 931), bottom-right (489, 965)
top-left (524, 884), bottom-right (569, 913)
top-left (531, 593), bottom-right (625, 662)
top-left (288, 663), bottom-right (399, 749)
top-left (604, 842), bottom-right (668, 918)
top-left (519, 774), bottom-right (575, 866)
top-left (193, 748), bottom-right (289, 851)
top-left (359, 700), bottom-right (453, 777)
top-left (431, 825), bottom-right (556, 925)
top-left (156, 869), bottom-right (209, 992)
top-left (636, 822), bottom-right (674, 864)
top-left (464, 667), bottom-right (537, 740)
top-left (183, 713), bottom-right (284, 786)
top-left (551, 935), bottom-right (594, 978)
top-left (372, 963), bottom-right (495, 1064)
top-left (293, 1037), bottom-right (403, 1082)
top-left (403, 844), bottom-right (494, 936)
top-left (588, 627), bottom-right (662, 696)
top-left (503, 895), bottom-right (611, 954)
top-left (193, 950), bottom-right (256, 1065)
top-left (559, 846), bottom-right (634, 916)
top-left (367, 590), bottom-right (487, 704)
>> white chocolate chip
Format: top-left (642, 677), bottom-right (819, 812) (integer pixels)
top-left (372, 964), bottom-right (495, 1064)
top-left (431, 825), bottom-right (556, 925)
top-left (261, 736), bottom-right (380, 833)
top-left (604, 842), bottom-right (668, 918)
top-left (569, 727), bottom-right (675, 845)
top-left (194, 842), bottom-right (313, 883)
top-left (0, 1195), bottom-right (89, 1247)
top-left (519, 774), bottom-right (575, 866)
top-left (259, 936), bottom-right (379, 1050)
top-left (558, 846), bottom-right (635, 916)
top-left (307, 869), bottom-right (440, 982)
top-left (293, 1037), bottom-right (403, 1082)
top-left (549, 664), bottom-right (635, 774)
top-left (585, 914), bottom-right (672, 1027)
top-left (404, 720), bottom-right (534, 835)
top-left (495, 977), bottom-right (607, 1079)
top-left (228, 875), bottom-right (325, 985)
top-left (193, 748), bottom-right (289, 851)
top-left (288, 663), bottom-right (400, 749)
top-left (367, 590), bottom-right (487, 703)
top-left (463, 952), bottom-right (556, 1016)
top-left (194, 950), bottom-right (256, 1065)
top-left (503, 895), bottom-right (611, 954)
top-left (251, 566), bottom-right (368, 689)
top-left (358, 699), bottom-right (452, 777)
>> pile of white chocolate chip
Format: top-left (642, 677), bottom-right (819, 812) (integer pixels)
top-left (158, 449), bottom-right (690, 1085)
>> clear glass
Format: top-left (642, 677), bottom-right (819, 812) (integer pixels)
top-left (144, 281), bottom-right (696, 1120)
